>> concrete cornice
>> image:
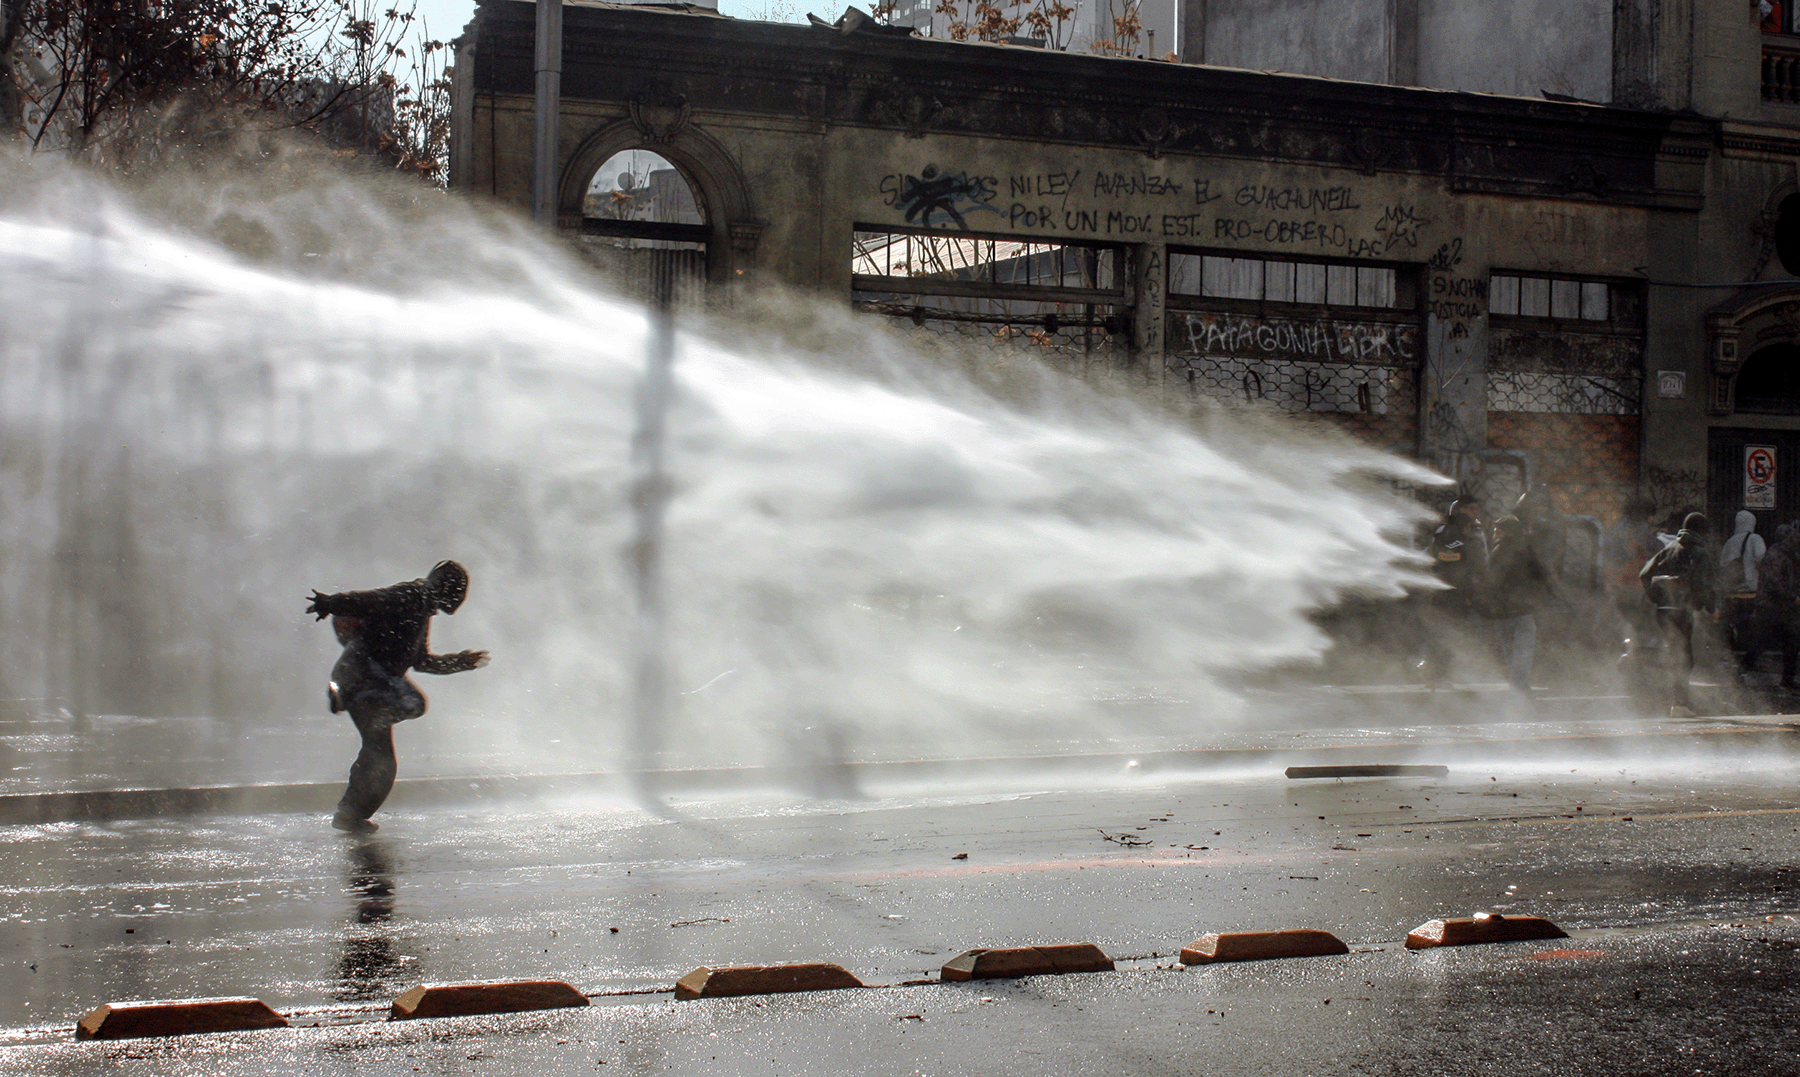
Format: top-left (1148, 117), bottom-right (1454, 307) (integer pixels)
top-left (1718, 120), bottom-right (1800, 161)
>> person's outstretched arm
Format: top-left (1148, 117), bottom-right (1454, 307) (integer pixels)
top-left (305, 581), bottom-right (427, 620)
top-left (414, 649), bottom-right (491, 674)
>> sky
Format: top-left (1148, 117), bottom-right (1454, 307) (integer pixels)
top-left (410, 0), bottom-right (796, 48)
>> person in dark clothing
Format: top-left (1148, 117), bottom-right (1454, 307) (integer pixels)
top-left (1513, 486), bottom-right (1567, 584)
top-left (1747, 522), bottom-right (1800, 690)
top-left (1485, 515), bottom-right (1554, 700)
top-left (306, 561), bottom-right (489, 833)
top-left (1419, 498), bottom-right (1487, 688)
top-left (1639, 513), bottom-right (1716, 717)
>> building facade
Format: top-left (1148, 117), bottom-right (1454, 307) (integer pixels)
top-left (452, 0), bottom-right (1800, 540)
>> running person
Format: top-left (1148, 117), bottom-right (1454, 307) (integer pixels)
top-left (306, 561), bottom-right (489, 833)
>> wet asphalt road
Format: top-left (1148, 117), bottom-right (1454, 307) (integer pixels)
top-left (1, 733), bottom-right (1798, 1075)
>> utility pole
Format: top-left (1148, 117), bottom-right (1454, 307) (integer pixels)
top-left (531, 0), bottom-right (563, 226)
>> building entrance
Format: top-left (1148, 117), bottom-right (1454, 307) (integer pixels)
top-left (1708, 427), bottom-right (1800, 535)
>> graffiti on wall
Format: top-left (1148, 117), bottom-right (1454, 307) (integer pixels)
top-left (1139, 246), bottom-right (1164, 354)
top-left (878, 166), bottom-right (1001, 230)
top-left (1374, 203), bottom-right (1430, 251)
top-left (875, 167), bottom-right (1429, 256)
top-left (1423, 240), bottom-right (1485, 340)
top-left (1646, 465), bottom-right (1705, 514)
top-left (1179, 312), bottom-right (1418, 364)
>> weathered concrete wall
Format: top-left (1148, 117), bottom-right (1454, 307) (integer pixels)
top-left (1199, 0), bottom-right (1389, 83)
top-left (1187, 0), bottom-right (1612, 101)
top-left (461, 1), bottom-right (1782, 519)
top-left (1692, 0), bottom-right (1763, 118)
top-left (1416, 0), bottom-right (1610, 101)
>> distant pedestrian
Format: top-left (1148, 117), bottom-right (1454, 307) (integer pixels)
top-left (1514, 486), bottom-right (1567, 584)
top-left (1485, 515), bottom-right (1553, 702)
top-left (306, 561), bottom-right (489, 834)
top-left (1639, 513), bottom-right (1716, 718)
top-left (1419, 498), bottom-right (1487, 688)
top-left (1746, 522), bottom-right (1800, 689)
top-left (1719, 509), bottom-right (1767, 659)
top-left (1604, 495), bottom-right (1663, 644)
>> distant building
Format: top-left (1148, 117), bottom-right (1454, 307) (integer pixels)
top-left (879, 0), bottom-right (1175, 58)
top-left (453, 0), bottom-right (1800, 538)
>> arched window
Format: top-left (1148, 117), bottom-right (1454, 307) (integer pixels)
top-left (1735, 343), bottom-right (1800, 413)
top-left (579, 149), bottom-right (708, 302)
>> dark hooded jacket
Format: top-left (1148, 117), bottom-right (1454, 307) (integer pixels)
top-left (1484, 521), bottom-right (1553, 620)
top-left (1428, 511), bottom-right (1487, 594)
top-left (1640, 520), bottom-right (1717, 613)
top-left (309, 578), bottom-right (478, 676)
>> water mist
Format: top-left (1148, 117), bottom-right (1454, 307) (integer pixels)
top-left (0, 148), bottom-right (1441, 795)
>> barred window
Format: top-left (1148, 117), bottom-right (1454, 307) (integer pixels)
top-left (851, 231), bottom-right (1119, 289)
top-left (1489, 273), bottom-right (1618, 323)
top-left (1166, 250), bottom-right (1423, 452)
top-left (1168, 253), bottom-right (1410, 311)
top-left (851, 227), bottom-right (1127, 359)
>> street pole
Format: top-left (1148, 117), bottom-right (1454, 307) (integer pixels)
top-left (627, 259), bottom-right (677, 806)
top-left (531, 0), bottom-right (563, 226)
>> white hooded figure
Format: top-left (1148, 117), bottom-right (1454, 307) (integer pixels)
top-left (1720, 509), bottom-right (1767, 594)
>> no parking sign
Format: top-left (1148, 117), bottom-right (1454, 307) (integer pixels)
top-left (1746, 445), bottom-right (1777, 510)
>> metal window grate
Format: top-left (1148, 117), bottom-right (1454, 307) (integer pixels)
top-left (1490, 273), bottom-right (1612, 321)
top-left (1486, 371), bottom-right (1641, 416)
top-left (851, 228), bottom-right (1126, 357)
top-left (1170, 253), bottom-right (1402, 310)
top-left (851, 231), bottom-right (1119, 290)
top-left (853, 296), bottom-right (1124, 359)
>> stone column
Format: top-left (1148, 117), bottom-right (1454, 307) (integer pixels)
top-left (1129, 242), bottom-right (1168, 386)
top-left (1419, 257), bottom-right (1489, 493)
top-left (1386, 0), bottom-right (1419, 86)
top-left (1178, 0), bottom-right (1204, 64)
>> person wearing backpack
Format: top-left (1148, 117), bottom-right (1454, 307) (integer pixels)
top-left (1639, 513), bottom-right (1717, 717)
top-left (1719, 509), bottom-right (1767, 666)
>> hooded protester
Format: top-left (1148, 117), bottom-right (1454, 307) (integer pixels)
top-left (1747, 522), bottom-right (1800, 689)
top-left (1640, 513), bottom-right (1716, 717)
top-left (1720, 510), bottom-right (1768, 663)
top-left (1720, 510), bottom-right (1768, 591)
top-left (306, 561), bottom-right (490, 833)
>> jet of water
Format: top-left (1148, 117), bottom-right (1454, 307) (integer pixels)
top-left (0, 150), bottom-right (1439, 789)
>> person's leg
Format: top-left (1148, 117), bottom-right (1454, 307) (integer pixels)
top-left (334, 711), bottom-right (396, 832)
top-left (1669, 608), bottom-right (1696, 713)
top-left (332, 672), bottom-right (425, 832)
top-left (1738, 599), bottom-right (1765, 674)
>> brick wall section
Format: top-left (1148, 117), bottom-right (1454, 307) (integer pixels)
top-left (1487, 411), bottom-right (1640, 519)
top-left (1300, 410), bottom-right (1418, 458)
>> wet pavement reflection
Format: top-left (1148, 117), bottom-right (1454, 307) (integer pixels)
top-left (333, 838), bottom-right (411, 1004)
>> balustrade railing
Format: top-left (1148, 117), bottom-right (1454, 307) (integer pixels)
top-left (1763, 38), bottom-right (1800, 103)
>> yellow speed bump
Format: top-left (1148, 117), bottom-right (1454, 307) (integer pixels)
top-left (940, 943), bottom-right (1114, 981)
top-left (1406, 913), bottom-right (1568, 949)
top-left (76, 997), bottom-right (289, 1040)
top-left (389, 980), bottom-right (590, 1020)
top-left (1180, 929), bottom-right (1349, 965)
top-left (675, 963), bottom-right (865, 1000)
